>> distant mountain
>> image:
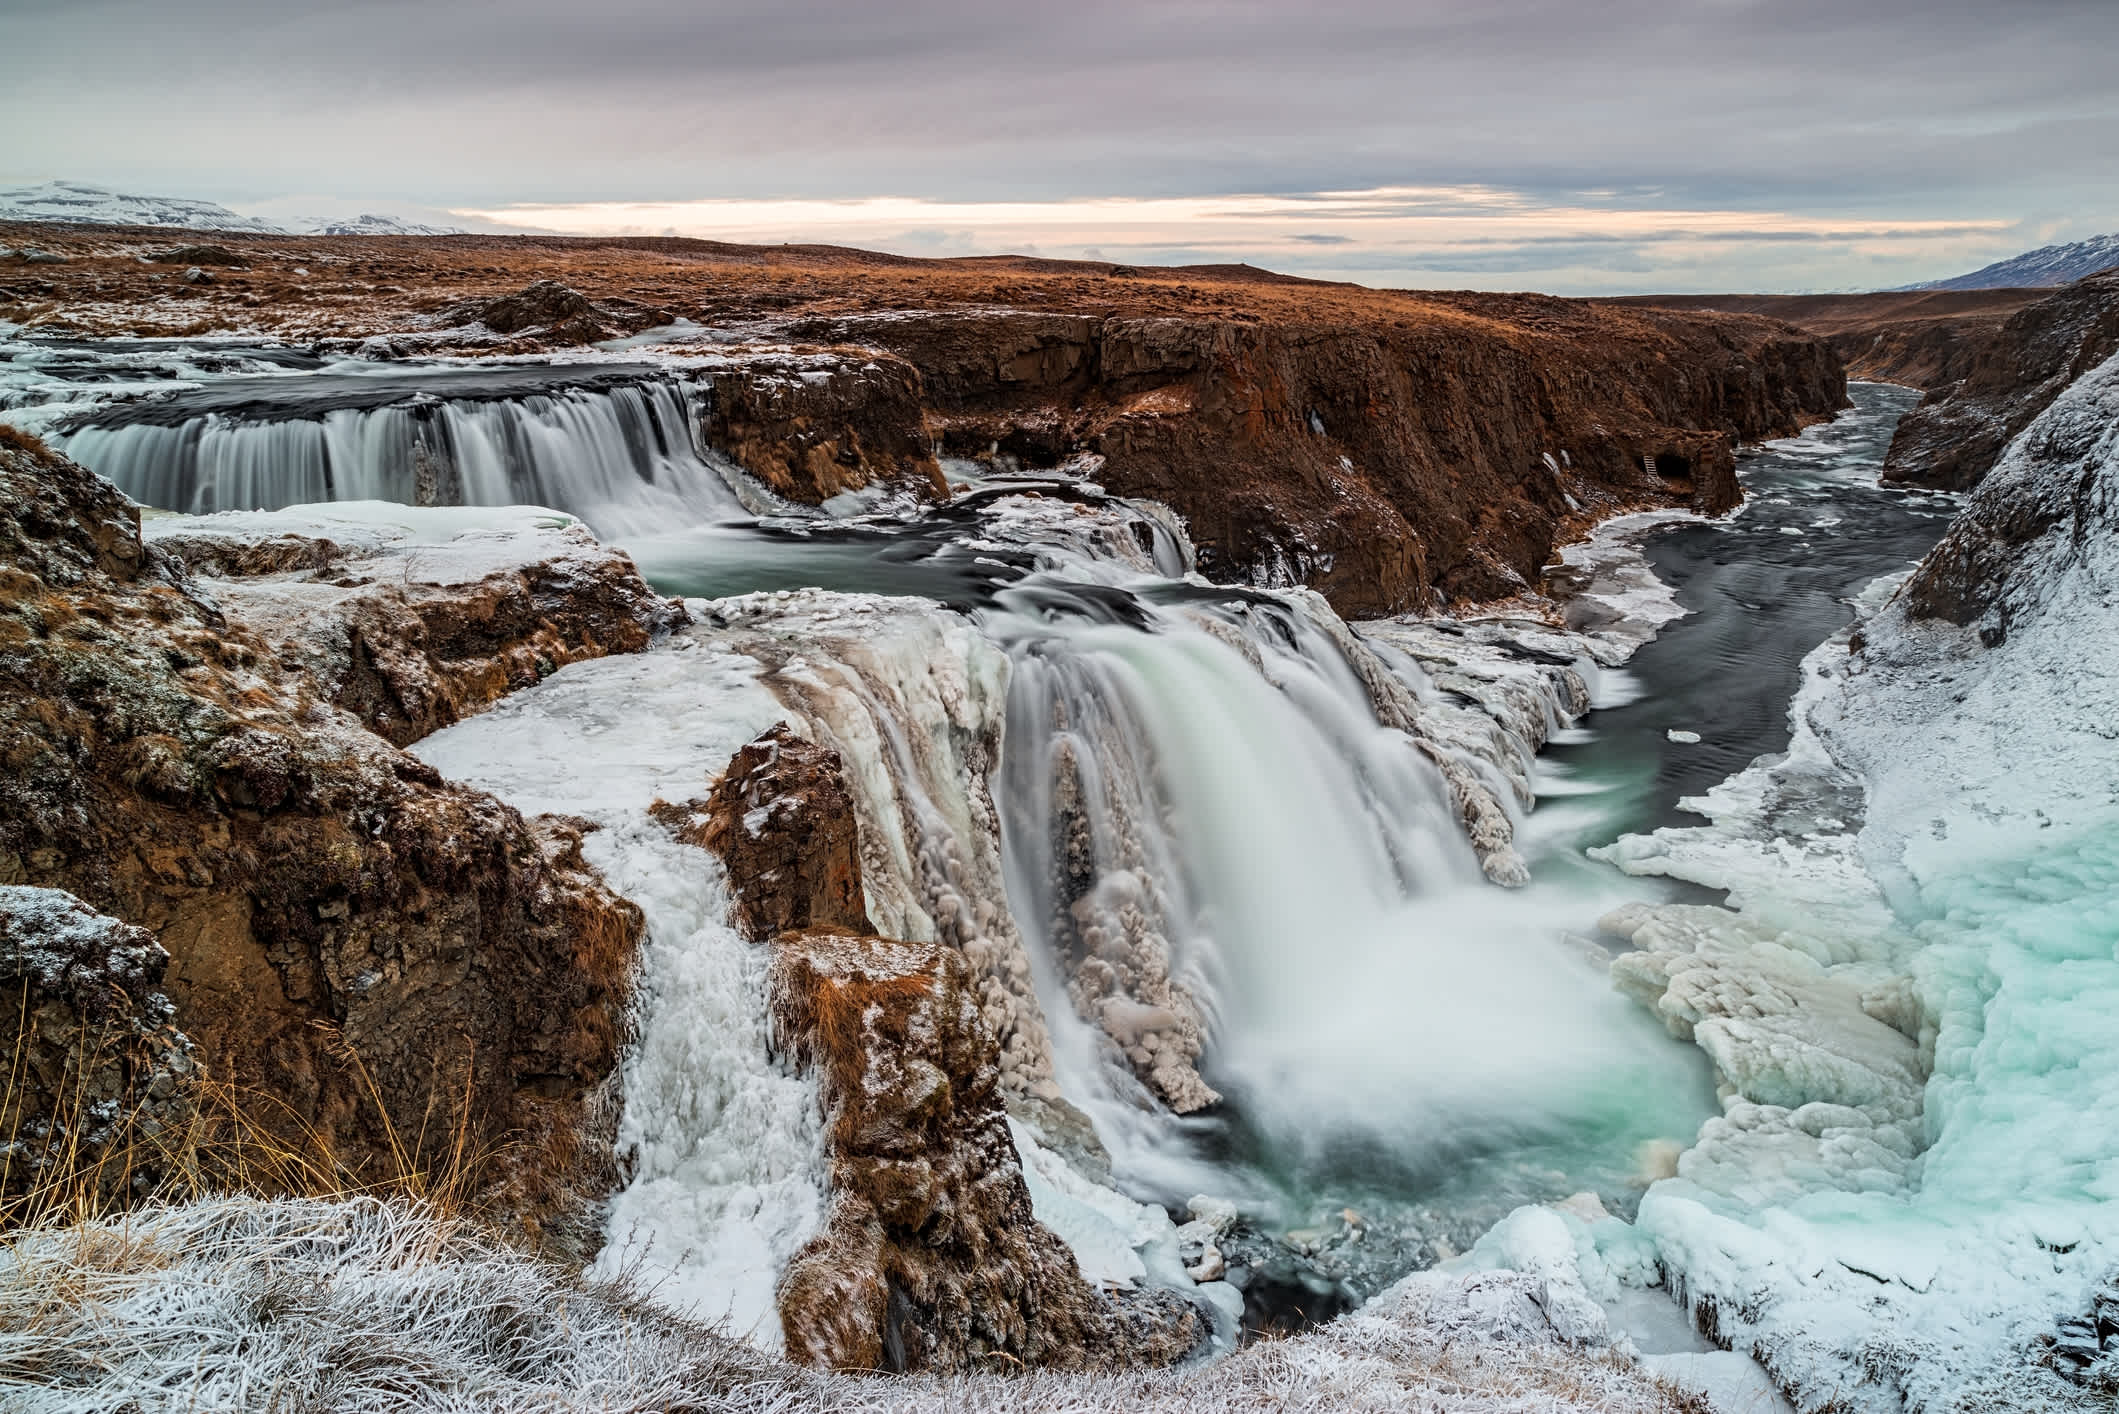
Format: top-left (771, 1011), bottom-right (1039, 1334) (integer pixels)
top-left (289, 213), bottom-right (465, 237)
top-left (0, 180), bottom-right (287, 234)
top-left (1915, 233), bottom-right (2119, 291)
top-left (0, 182), bottom-right (466, 238)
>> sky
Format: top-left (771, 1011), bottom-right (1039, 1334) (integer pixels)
top-left (3, 0), bottom-right (2116, 294)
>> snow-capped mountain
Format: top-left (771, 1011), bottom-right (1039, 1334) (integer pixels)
top-left (1916, 232), bottom-right (2119, 291)
top-left (0, 181), bottom-right (287, 234)
top-left (0, 182), bottom-right (467, 238)
top-left (290, 214), bottom-right (464, 237)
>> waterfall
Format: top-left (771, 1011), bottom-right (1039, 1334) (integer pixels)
top-left (982, 564), bottom-right (1701, 1215)
top-left (55, 370), bottom-right (760, 538)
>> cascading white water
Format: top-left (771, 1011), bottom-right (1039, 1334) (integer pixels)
top-left (57, 376), bottom-right (759, 538)
top-left (984, 566), bottom-right (1711, 1224)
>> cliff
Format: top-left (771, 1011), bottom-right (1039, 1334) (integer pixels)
top-left (790, 296), bottom-right (1844, 614)
top-left (1880, 269), bottom-right (2119, 490)
top-left (0, 435), bottom-right (672, 1240)
top-left (1606, 288), bottom-right (2044, 389)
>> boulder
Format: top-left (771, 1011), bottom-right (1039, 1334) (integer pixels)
top-left (436, 279), bottom-right (671, 346)
top-left (659, 722), bottom-right (873, 941)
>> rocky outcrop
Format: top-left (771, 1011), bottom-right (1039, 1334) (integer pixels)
top-left (677, 719), bottom-right (1197, 1372)
top-left (770, 929), bottom-right (1200, 1373)
top-left (435, 279), bottom-right (671, 346)
top-left (147, 509), bottom-right (682, 747)
top-left (0, 886), bottom-right (198, 1206)
top-left (1883, 270), bottom-right (2119, 490)
top-left (791, 300), bottom-right (1844, 613)
top-left (0, 440), bottom-right (647, 1241)
top-left (700, 596), bottom-right (1062, 1106)
top-left (702, 353), bottom-right (945, 503)
top-left (659, 723), bottom-right (874, 941)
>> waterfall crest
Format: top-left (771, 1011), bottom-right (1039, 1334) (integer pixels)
top-left (56, 367), bottom-right (761, 538)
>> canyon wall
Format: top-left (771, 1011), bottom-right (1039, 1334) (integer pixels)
top-left (1881, 269), bottom-right (2119, 490)
top-left (1607, 288), bottom-right (2042, 389)
top-left (789, 299), bottom-right (1844, 614)
top-left (2, 225), bottom-right (1846, 617)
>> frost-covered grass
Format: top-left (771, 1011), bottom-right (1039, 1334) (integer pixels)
top-left (0, 1196), bottom-right (1703, 1413)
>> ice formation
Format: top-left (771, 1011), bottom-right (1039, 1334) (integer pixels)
top-left (1592, 353), bottom-right (2119, 1409)
top-left (413, 636), bottom-right (816, 1347)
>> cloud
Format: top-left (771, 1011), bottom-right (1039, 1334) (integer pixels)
top-left (2, 0), bottom-right (2114, 291)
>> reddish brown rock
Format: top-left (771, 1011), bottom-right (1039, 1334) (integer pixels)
top-left (0, 223), bottom-right (1847, 615)
top-left (435, 278), bottom-right (672, 346)
top-left (770, 930), bottom-right (1199, 1373)
top-left (1882, 269), bottom-right (2119, 490)
top-left (0, 439), bottom-right (642, 1244)
top-left (703, 353), bottom-right (945, 503)
top-left (791, 299), bottom-right (1844, 613)
top-left (1606, 287), bottom-right (2047, 389)
top-left (148, 515), bottom-right (683, 747)
top-left (659, 723), bottom-right (874, 942)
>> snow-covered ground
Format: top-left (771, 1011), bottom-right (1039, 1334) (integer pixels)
top-left (0, 1195), bottom-right (1703, 1414)
top-left (1591, 353), bottom-right (2119, 1409)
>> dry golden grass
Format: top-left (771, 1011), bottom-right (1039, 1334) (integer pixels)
top-left (0, 424), bottom-right (51, 458)
top-left (1, 1013), bottom-right (506, 1236)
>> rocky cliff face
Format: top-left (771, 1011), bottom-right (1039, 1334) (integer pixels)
top-left (701, 353), bottom-right (945, 504)
top-left (1899, 348), bottom-right (2119, 638)
top-left (1, 224), bottom-right (1845, 617)
top-left (0, 437), bottom-right (666, 1241)
top-left (792, 299), bottom-right (1844, 614)
top-left (1883, 270), bottom-right (2119, 490)
top-left (1606, 288), bottom-right (2045, 390)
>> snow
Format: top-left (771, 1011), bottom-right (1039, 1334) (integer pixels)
top-left (1913, 231), bottom-right (2119, 291)
top-left (146, 500), bottom-right (585, 562)
top-left (0, 180), bottom-right (286, 234)
top-left (411, 632), bottom-right (819, 1351)
top-left (0, 1194), bottom-right (1703, 1413)
top-left (1586, 352), bottom-right (2119, 1409)
top-left (289, 214), bottom-right (465, 237)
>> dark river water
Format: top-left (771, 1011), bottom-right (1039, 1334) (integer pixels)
top-left (1537, 382), bottom-right (1957, 847)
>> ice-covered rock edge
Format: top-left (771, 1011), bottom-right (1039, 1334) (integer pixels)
top-left (1589, 351), bottom-right (2119, 1410)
